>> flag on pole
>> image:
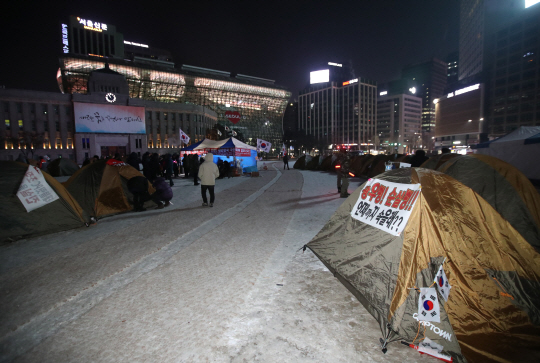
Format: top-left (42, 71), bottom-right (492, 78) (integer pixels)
top-left (257, 139), bottom-right (272, 152)
top-left (434, 264), bottom-right (452, 302)
top-left (179, 129), bottom-right (190, 145)
top-left (418, 287), bottom-right (441, 322)
top-left (282, 143), bottom-right (287, 155)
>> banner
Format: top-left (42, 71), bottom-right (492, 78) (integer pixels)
top-left (74, 102), bottom-right (146, 134)
top-left (212, 148), bottom-right (251, 157)
top-left (351, 178), bottom-right (422, 236)
top-left (17, 166), bottom-right (60, 212)
top-left (257, 139), bottom-right (271, 153)
top-left (418, 287), bottom-right (441, 323)
top-left (179, 128), bottom-right (190, 144)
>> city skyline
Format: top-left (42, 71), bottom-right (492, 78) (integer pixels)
top-left (2, 0), bottom-right (459, 97)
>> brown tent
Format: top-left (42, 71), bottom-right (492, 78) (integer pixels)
top-left (307, 167), bottom-right (540, 363)
top-left (64, 160), bottom-right (155, 219)
top-left (0, 161), bottom-right (88, 242)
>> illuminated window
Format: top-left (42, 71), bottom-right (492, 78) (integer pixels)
top-left (18, 120), bottom-right (23, 127)
top-left (156, 139), bottom-right (161, 148)
top-left (44, 138), bottom-right (50, 149)
top-left (148, 139), bottom-right (153, 148)
top-left (67, 138), bottom-right (73, 148)
top-left (56, 138), bottom-right (62, 149)
top-left (5, 120), bottom-right (10, 129)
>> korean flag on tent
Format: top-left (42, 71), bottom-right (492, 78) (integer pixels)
top-left (434, 264), bottom-right (452, 302)
top-left (418, 287), bottom-right (441, 322)
top-left (257, 139), bottom-right (272, 153)
top-left (179, 129), bottom-right (190, 144)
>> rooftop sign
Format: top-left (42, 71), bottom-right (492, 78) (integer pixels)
top-left (342, 78), bottom-right (358, 86)
top-left (76, 17), bottom-right (108, 32)
top-left (124, 41), bottom-right (149, 48)
top-left (447, 84), bottom-right (480, 98)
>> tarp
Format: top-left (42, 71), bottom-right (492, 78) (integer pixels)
top-left (0, 161), bottom-right (88, 242)
top-left (64, 160), bottom-right (155, 219)
top-left (306, 167), bottom-right (540, 363)
top-left (474, 126), bottom-right (540, 180)
top-left (47, 157), bottom-right (80, 177)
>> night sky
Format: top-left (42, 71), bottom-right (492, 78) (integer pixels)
top-left (1, 0), bottom-right (459, 99)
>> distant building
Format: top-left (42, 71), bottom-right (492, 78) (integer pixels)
top-left (401, 58), bottom-right (448, 149)
top-left (445, 51), bottom-right (459, 92)
top-left (0, 67), bottom-right (216, 163)
top-left (377, 93), bottom-right (422, 154)
top-left (434, 83), bottom-right (486, 153)
top-left (58, 16), bottom-right (290, 149)
top-left (298, 76), bottom-right (377, 152)
top-left (0, 16), bottom-right (292, 162)
top-left (485, 2), bottom-right (540, 137)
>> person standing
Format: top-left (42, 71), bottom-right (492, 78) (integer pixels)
top-left (164, 153), bottom-right (174, 187)
top-left (192, 154), bottom-right (200, 185)
top-left (198, 152), bottom-right (220, 207)
top-left (283, 153), bottom-right (290, 170)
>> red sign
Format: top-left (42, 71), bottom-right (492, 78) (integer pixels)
top-left (225, 111), bottom-right (241, 124)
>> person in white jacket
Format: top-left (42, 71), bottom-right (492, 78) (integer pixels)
top-left (198, 152), bottom-right (220, 207)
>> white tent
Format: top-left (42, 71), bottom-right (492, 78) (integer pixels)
top-left (475, 126), bottom-right (540, 180)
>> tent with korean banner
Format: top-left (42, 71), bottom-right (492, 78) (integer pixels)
top-left (0, 161), bottom-right (89, 243)
top-left (64, 159), bottom-right (155, 219)
top-left (305, 167), bottom-right (540, 363)
top-left (181, 137), bottom-right (257, 172)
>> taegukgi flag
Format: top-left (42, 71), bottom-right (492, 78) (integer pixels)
top-left (179, 129), bottom-right (190, 144)
top-left (434, 264), bottom-right (452, 302)
top-left (418, 287), bottom-right (441, 322)
top-left (257, 139), bottom-right (272, 152)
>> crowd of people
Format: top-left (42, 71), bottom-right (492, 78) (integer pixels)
top-left (88, 151), bottom-right (235, 212)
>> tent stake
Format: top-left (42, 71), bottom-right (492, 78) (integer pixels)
top-left (379, 324), bottom-right (392, 354)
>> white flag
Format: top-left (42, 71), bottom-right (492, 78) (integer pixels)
top-left (434, 264), bottom-right (452, 302)
top-left (179, 129), bottom-right (190, 144)
top-left (257, 139), bottom-right (272, 153)
top-left (17, 166), bottom-right (60, 212)
top-left (282, 143), bottom-right (287, 154)
top-left (418, 287), bottom-right (440, 322)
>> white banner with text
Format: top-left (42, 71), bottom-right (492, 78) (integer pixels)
top-left (350, 178), bottom-right (421, 236)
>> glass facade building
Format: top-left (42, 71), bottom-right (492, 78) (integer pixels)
top-left (298, 79), bottom-right (377, 151)
top-left (57, 56), bottom-right (291, 148)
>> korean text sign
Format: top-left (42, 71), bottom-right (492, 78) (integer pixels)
top-left (17, 166), bottom-right (60, 212)
top-left (350, 178), bottom-right (421, 236)
top-left (74, 102), bottom-right (146, 134)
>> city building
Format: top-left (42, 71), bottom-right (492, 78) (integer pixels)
top-left (0, 16), bottom-right (291, 162)
top-left (0, 67), bottom-right (216, 163)
top-left (445, 51), bottom-right (459, 91)
top-left (485, 2), bottom-right (540, 137)
top-left (377, 93), bottom-right (422, 154)
top-left (298, 75), bottom-right (377, 153)
top-left (433, 83), bottom-right (486, 153)
top-left (401, 58), bottom-right (448, 149)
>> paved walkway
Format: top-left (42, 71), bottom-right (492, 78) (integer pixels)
top-left (0, 163), bottom-right (427, 362)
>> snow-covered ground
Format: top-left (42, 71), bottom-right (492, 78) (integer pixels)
top-left (0, 161), bottom-right (431, 362)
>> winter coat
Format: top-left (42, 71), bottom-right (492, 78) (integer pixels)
top-left (152, 177), bottom-right (173, 201)
top-left (197, 153), bottom-right (220, 186)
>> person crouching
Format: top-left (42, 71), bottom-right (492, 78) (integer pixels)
top-left (152, 177), bottom-right (173, 207)
top-left (127, 176), bottom-right (165, 211)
